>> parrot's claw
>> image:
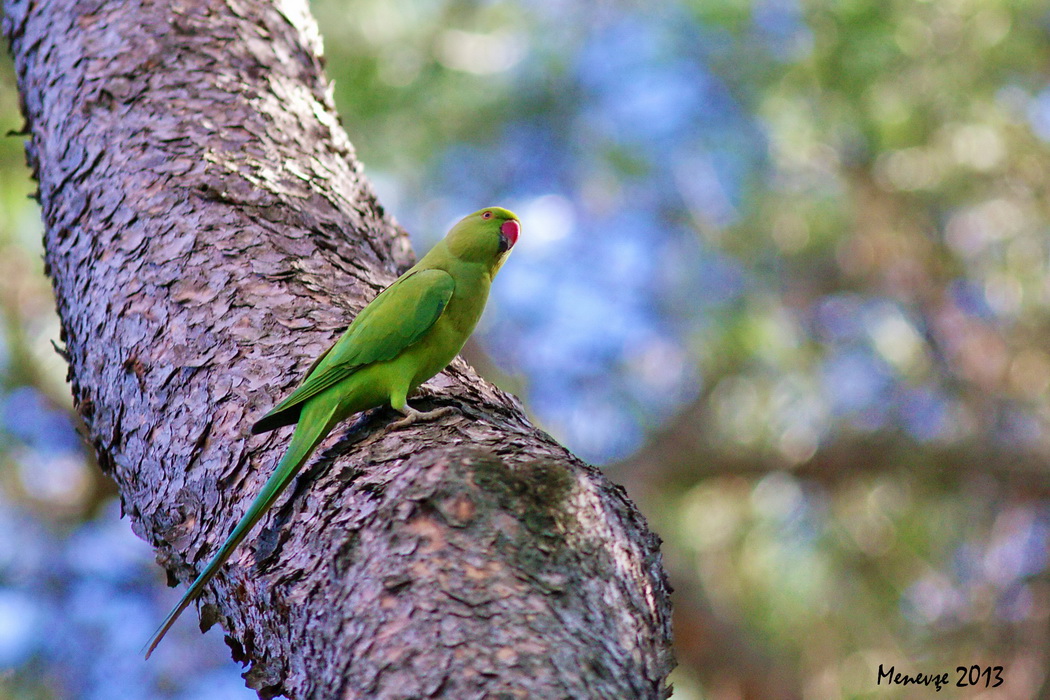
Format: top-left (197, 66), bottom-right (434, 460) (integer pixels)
top-left (391, 405), bottom-right (457, 431)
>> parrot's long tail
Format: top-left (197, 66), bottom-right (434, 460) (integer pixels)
top-left (143, 396), bottom-right (342, 659)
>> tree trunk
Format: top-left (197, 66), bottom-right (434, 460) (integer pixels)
top-left (3, 0), bottom-right (674, 697)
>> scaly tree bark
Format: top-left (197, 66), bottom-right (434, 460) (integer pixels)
top-left (3, 0), bottom-right (674, 697)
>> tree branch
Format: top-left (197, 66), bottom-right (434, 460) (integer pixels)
top-left (4, 0), bottom-right (674, 696)
top-left (610, 388), bottom-right (1050, 496)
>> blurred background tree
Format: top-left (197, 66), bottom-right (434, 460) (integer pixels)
top-left (2, 0), bottom-right (1049, 697)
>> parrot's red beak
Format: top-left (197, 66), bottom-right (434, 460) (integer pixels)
top-left (499, 219), bottom-right (520, 252)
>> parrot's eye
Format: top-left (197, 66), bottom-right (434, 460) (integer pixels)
top-left (482, 211), bottom-right (493, 219)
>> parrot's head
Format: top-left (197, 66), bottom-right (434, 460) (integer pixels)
top-left (445, 206), bottom-right (521, 272)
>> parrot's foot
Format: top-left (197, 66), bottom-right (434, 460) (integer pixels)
top-left (390, 405), bottom-right (457, 431)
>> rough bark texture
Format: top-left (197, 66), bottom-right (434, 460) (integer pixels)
top-left (4, 0), bottom-right (674, 697)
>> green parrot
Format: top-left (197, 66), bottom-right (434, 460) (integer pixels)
top-left (144, 206), bottom-right (521, 658)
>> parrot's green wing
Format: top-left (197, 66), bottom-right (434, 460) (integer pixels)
top-left (251, 268), bottom-right (455, 433)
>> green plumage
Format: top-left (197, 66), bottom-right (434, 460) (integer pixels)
top-left (144, 207), bottom-right (520, 658)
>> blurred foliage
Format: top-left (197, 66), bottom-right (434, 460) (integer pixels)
top-left (2, 0), bottom-right (1050, 697)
